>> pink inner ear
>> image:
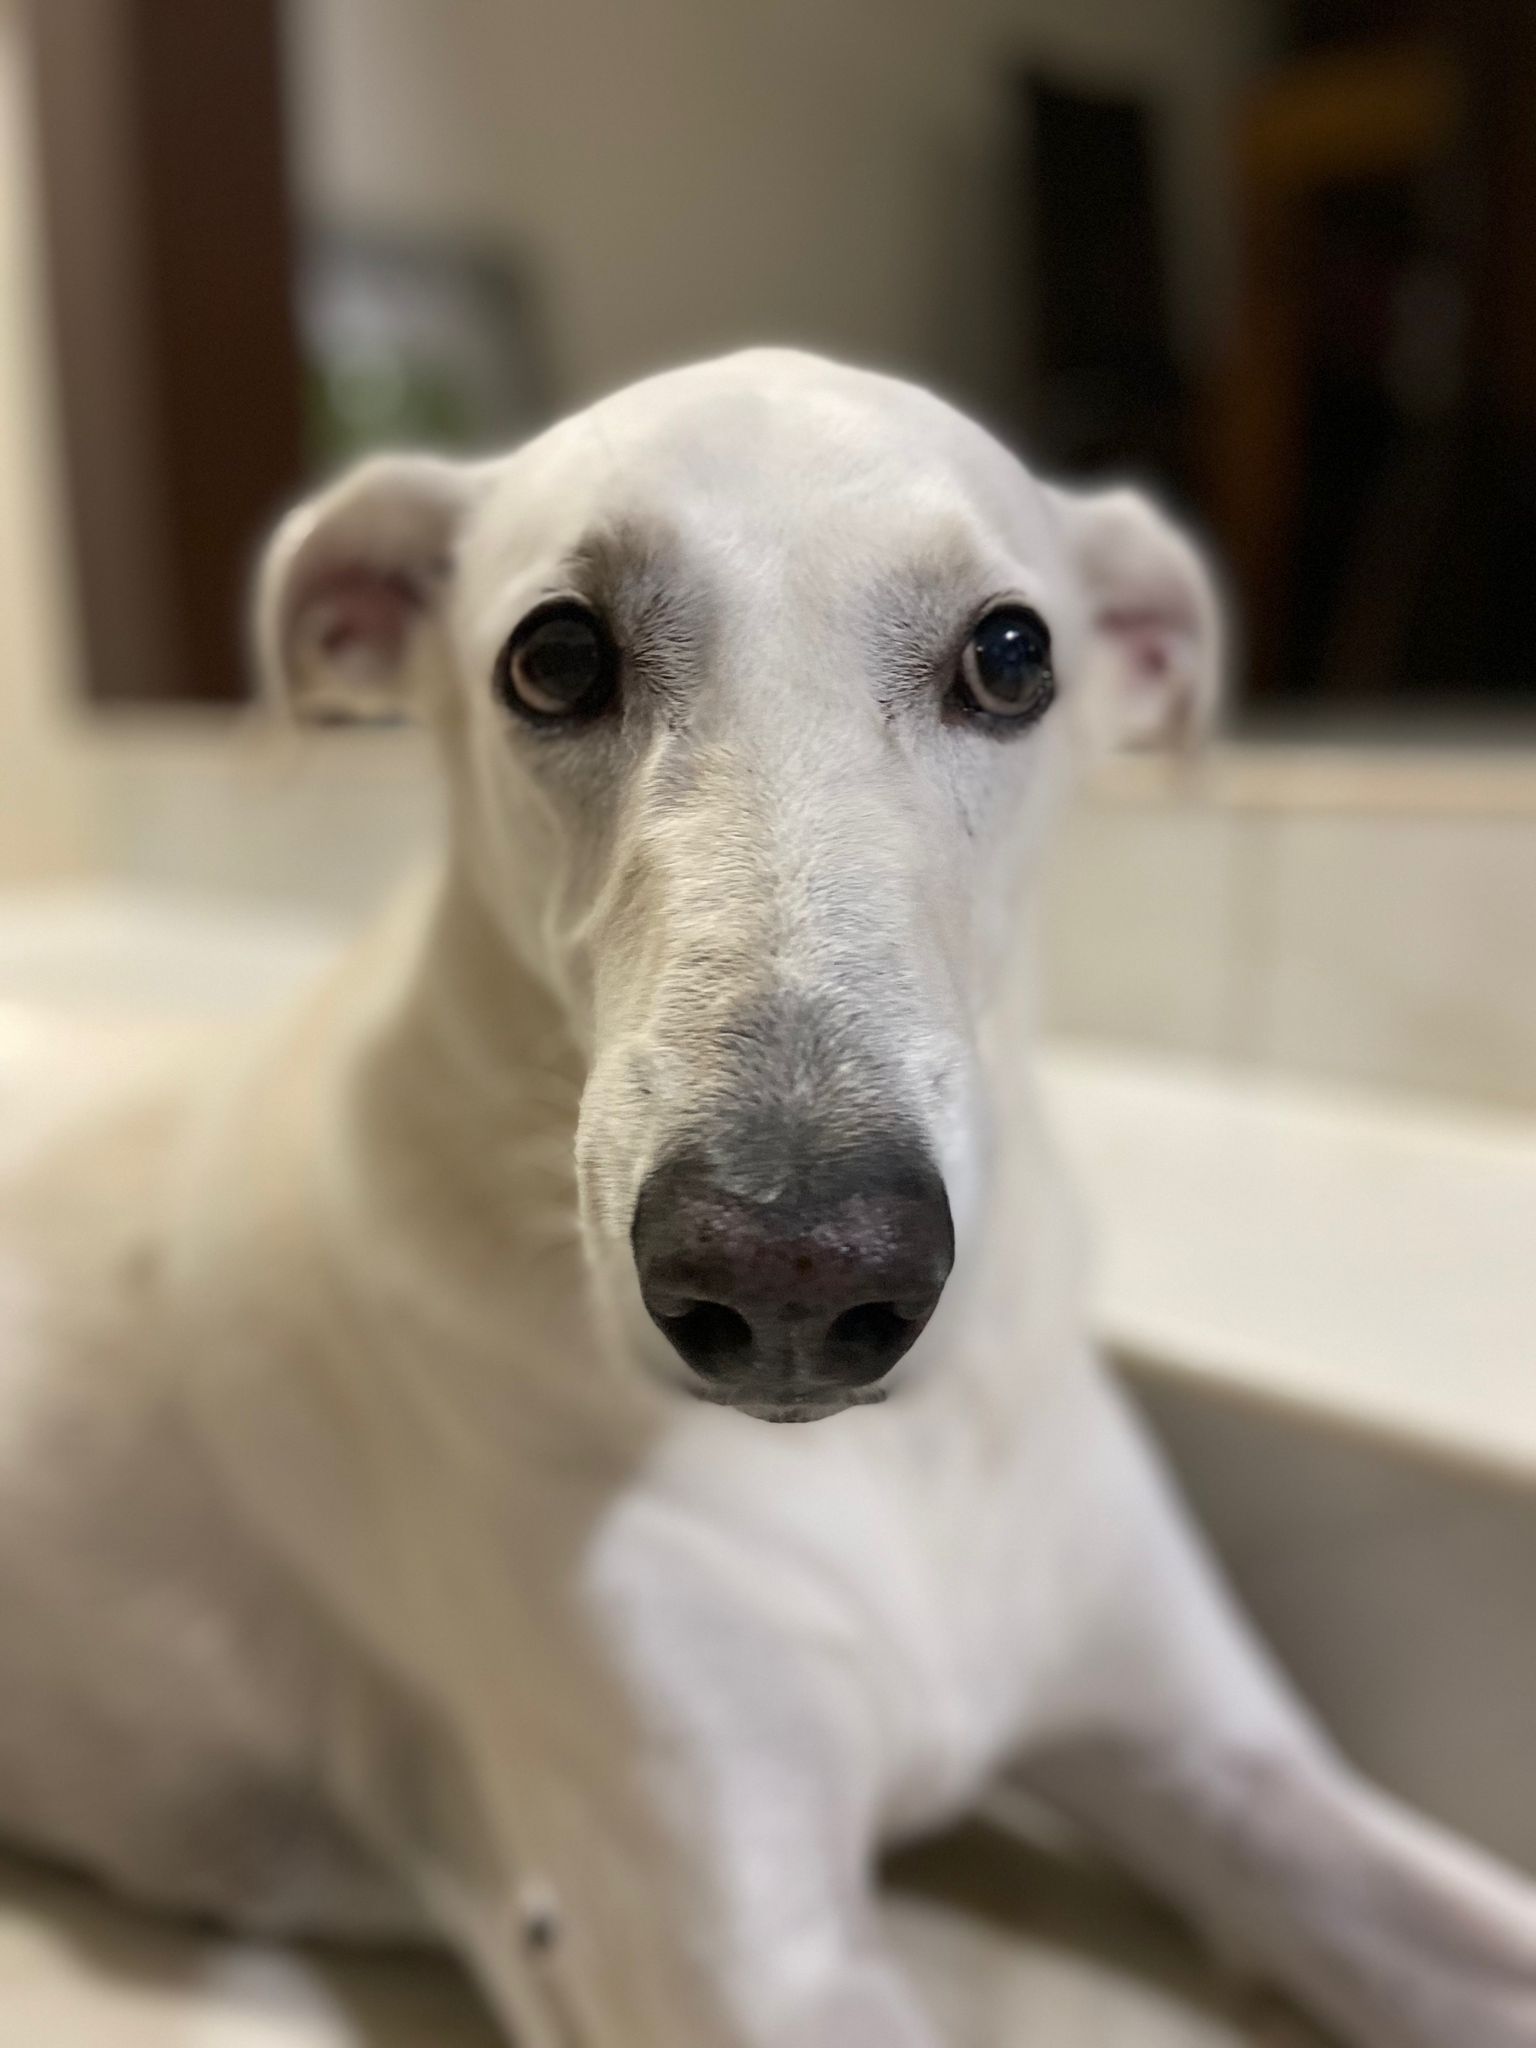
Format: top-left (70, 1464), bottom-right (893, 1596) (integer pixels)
top-left (289, 561), bottom-right (426, 672)
top-left (1099, 602), bottom-right (1192, 691)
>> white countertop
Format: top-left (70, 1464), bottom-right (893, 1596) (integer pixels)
top-left (1041, 1045), bottom-right (1536, 1483)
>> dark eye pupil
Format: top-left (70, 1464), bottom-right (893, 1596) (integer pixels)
top-left (500, 604), bottom-right (615, 722)
top-left (972, 610), bottom-right (1049, 702)
top-left (522, 619), bottom-right (602, 702)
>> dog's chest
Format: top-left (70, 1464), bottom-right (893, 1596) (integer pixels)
top-left (585, 1400), bottom-right (1049, 1840)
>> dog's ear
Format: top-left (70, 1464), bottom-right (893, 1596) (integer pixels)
top-left (1050, 485), bottom-right (1224, 752)
top-left (255, 453), bottom-right (481, 724)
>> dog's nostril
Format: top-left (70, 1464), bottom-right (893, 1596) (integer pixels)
top-left (660, 1300), bottom-right (753, 1379)
top-left (827, 1301), bottom-right (912, 1366)
top-left (632, 1135), bottom-right (953, 1404)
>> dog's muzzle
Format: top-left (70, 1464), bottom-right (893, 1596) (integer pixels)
top-left (631, 1135), bottom-right (954, 1419)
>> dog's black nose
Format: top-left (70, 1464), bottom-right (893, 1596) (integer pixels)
top-left (631, 1138), bottom-right (954, 1412)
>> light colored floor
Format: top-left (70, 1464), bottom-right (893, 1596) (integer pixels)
top-left (0, 1824), bottom-right (1331, 2047)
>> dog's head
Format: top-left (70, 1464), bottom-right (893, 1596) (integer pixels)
top-left (258, 351), bottom-right (1219, 1421)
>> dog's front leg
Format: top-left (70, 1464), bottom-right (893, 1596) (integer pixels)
top-left (1015, 1376), bottom-right (1536, 2047)
top-left (329, 1540), bottom-right (939, 2048)
top-left (420, 1793), bottom-right (937, 2048)
top-left (564, 1498), bottom-right (943, 2048)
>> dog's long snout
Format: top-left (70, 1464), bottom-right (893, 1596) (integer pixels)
top-left (632, 1139), bottom-right (954, 1412)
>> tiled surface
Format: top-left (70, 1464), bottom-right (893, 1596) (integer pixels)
top-left (77, 728), bottom-right (441, 927)
top-left (1038, 792), bottom-right (1536, 1115)
top-left (1036, 802), bottom-right (1261, 1063)
top-left (1256, 813), bottom-right (1536, 1112)
top-left (0, 1830), bottom-right (1323, 2048)
top-left (0, 886), bottom-right (342, 1011)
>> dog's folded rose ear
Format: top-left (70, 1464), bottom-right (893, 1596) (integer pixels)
top-left (1050, 485), bottom-right (1225, 753)
top-left (254, 453), bottom-right (481, 724)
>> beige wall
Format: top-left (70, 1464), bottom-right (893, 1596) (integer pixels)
top-left (1040, 757), bottom-right (1536, 1115)
top-left (286, 0), bottom-right (1269, 422)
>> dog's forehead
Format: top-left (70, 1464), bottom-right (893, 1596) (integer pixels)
top-left (460, 352), bottom-right (1066, 607)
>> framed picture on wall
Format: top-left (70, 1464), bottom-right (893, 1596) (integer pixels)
top-left (300, 228), bottom-right (550, 468)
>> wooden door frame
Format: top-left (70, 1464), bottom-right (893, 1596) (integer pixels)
top-left (20, 0), bottom-right (306, 705)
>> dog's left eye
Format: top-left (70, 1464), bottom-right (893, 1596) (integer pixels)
top-left (496, 603), bottom-right (617, 723)
top-left (955, 606), bottom-right (1055, 726)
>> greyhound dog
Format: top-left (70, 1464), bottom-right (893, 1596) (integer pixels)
top-left (2, 351), bottom-right (1534, 2048)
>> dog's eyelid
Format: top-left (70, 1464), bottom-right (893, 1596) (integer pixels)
top-left (499, 590), bottom-right (623, 657)
top-left (531, 588), bottom-right (605, 621)
top-left (971, 590), bottom-right (1051, 635)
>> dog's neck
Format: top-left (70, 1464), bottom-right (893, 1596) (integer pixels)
top-left (373, 864), bottom-right (586, 1114)
top-left (319, 865), bottom-right (669, 1444)
top-left (340, 862), bottom-right (588, 1259)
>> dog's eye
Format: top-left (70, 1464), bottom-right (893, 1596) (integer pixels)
top-left (955, 606), bottom-right (1055, 726)
top-left (496, 603), bottom-right (617, 723)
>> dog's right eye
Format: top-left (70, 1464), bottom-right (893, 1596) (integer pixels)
top-left (496, 603), bottom-right (618, 724)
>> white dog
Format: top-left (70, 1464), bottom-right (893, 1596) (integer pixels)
top-left (2, 350), bottom-right (1534, 2048)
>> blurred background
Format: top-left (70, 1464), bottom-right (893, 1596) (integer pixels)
top-left (2, 6), bottom-right (1536, 2042)
top-left (17, 0), bottom-right (1536, 725)
top-left (2, 0), bottom-right (1535, 1111)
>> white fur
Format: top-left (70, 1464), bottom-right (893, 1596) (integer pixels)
top-left (1, 352), bottom-right (1534, 2046)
